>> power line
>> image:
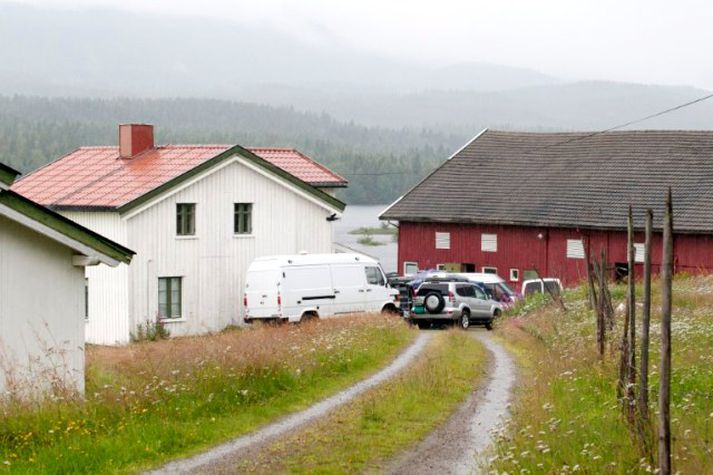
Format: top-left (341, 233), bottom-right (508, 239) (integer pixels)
top-left (340, 91), bottom-right (713, 177)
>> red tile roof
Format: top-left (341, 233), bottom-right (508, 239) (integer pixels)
top-left (12, 145), bottom-right (347, 210)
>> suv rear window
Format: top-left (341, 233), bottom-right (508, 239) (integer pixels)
top-left (523, 281), bottom-right (542, 296)
top-left (417, 284), bottom-right (448, 296)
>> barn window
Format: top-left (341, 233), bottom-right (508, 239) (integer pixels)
top-left (632, 243), bottom-right (646, 263)
top-left (482, 266), bottom-right (498, 274)
top-left (176, 203), bottom-right (196, 236)
top-left (435, 232), bottom-right (450, 249)
top-left (566, 239), bottom-right (585, 259)
top-left (404, 261), bottom-right (419, 275)
top-left (509, 268), bottom-right (519, 281)
top-left (234, 203), bottom-right (253, 234)
top-left (159, 277), bottom-right (182, 319)
top-left (481, 233), bottom-right (498, 252)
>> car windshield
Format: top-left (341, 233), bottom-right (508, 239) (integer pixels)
top-left (498, 282), bottom-right (515, 296)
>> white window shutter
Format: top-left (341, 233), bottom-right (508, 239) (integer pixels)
top-left (632, 243), bottom-right (646, 263)
top-left (435, 232), bottom-right (450, 249)
top-left (481, 233), bottom-right (497, 252)
top-left (566, 239), bottom-right (585, 259)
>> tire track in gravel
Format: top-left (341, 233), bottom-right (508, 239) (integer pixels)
top-left (146, 332), bottom-right (432, 475)
top-left (386, 330), bottom-right (516, 475)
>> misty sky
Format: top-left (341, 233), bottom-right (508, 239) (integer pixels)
top-left (13, 0), bottom-right (713, 90)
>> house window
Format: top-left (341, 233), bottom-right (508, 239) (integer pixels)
top-left (566, 239), bottom-right (585, 259)
top-left (158, 277), bottom-right (182, 319)
top-left (509, 268), bottom-right (519, 281)
top-left (84, 278), bottom-right (89, 320)
top-left (482, 266), bottom-right (498, 275)
top-left (435, 232), bottom-right (450, 249)
top-left (176, 203), bottom-right (195, 236)
top-left (481, 233), bottom-right (498, 252)
top-left (404, 261), bottom-right (419, 275)
top-left (234, 203), bottom-right (253, 234)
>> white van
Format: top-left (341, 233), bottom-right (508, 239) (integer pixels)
top-left (244, 253), bottom-right (399, 323)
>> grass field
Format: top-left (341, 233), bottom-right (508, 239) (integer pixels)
top-left (490, 275), bottom-right (713, 474)
top-left (0, 315), bottom-right (413, 474)
top-left (235, 329), bottom-right (487, 474)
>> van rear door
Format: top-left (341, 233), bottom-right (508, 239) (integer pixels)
top-left (245, 269), bottom-right (282, 318)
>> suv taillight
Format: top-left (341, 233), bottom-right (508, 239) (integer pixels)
top-left (277, 292), bottom-right (282, 306)
top-left (448, 290), bottom-right (455, 302)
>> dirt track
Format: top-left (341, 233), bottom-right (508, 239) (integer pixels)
top-left (386, 330), bottom-right (516, 475)
top-left (146, 332), bottom-right (432, 474)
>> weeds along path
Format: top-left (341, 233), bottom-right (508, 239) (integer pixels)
top-left (386, 330), bottom-right (516, 475)
top-left (147, 332), bottom-right (432, 475)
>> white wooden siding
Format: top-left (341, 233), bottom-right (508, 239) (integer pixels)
top-left (481, 233), bottom-right (498, 252)
top-left (125, 160), bottom-right (335, 337)
top-left (0, 215), bottom-right (85, 395)
top-left (566, 239), bottom-right (585, 259)
top-left (62, 212), bottom-right (131, 345)
top-left (435, 232), bottom-right (450, 249)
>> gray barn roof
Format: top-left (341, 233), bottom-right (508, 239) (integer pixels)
top-left (380, 129), bottom-right (713, 234)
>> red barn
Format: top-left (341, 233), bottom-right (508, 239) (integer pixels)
top-left (380, 129), bottom-right (713, 290)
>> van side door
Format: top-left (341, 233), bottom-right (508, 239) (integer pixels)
top-left (330, 264), bottom-right (366, 314)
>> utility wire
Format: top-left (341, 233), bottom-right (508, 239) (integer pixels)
top-left (341, 91), bottom-right (713, 176)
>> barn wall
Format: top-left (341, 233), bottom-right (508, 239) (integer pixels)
top-left (61, 212), bottom-right (130, 345)
top-left (125, 158), bottom-right (336, 338)
top-left (0, 215), bottom-right (85, 396)
top-left (398, 221), bottom-right (713, 290)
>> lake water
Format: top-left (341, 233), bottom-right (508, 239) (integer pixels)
top-left (334, 204), bottom-right (398, 273)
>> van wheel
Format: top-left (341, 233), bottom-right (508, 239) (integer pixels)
top-left (381, 304), bottom-right (399, 316)
top-left (300, 312), bottom-right (318, 323)
top-left (459, 310), bottom-right (470, 330)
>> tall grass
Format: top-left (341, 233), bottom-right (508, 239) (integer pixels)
top-left (489, 275), bottom-right (713, 474)
top-left (0, 315), bottom-right (413, 473)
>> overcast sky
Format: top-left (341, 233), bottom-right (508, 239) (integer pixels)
top-left (14, 0), bottom-right (713, 90)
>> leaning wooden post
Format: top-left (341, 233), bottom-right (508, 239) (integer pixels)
top-left (638, 209), bottom-right (653, 420)
top-left (626, 206), bottom-right (637, 422)
top-left (658, 190), bottom-right (673, 475)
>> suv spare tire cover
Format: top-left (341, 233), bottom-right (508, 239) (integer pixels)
top-left (424, 291), bottom-right (446, 314)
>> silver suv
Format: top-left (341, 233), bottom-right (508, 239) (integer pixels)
top-left (409, 279), bottom-right (502, 330)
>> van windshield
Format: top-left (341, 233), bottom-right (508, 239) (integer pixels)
top-left (246, 270), bottom-right (280, 291)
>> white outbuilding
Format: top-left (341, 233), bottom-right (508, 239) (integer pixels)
top-left (13, 124), bottom-right (347, 345)
top-left (0, 162), bottom-right (134, 397)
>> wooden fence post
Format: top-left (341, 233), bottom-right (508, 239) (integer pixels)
top-left (626, 206), bottom-right (637, 422)
top-left (659, 190), bottom-right (673, 475)
top-left (638, 209), bottom-right (653, 420)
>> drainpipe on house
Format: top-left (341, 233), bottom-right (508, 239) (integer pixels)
top-left (146, 259), bottom-right (153, 320)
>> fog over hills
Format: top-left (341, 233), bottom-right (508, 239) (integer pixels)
top-left (1, 3), bottom-right (712, 204)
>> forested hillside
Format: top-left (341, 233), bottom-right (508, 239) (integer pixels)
top-left (0, 96), bottom-right (462, 204)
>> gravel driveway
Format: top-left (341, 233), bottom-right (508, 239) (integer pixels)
top-left (146, 332), bottom-right (432, 475)
top-left (386, 329), bottom-right (516, 475)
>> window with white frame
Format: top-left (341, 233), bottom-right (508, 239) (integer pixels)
top-left (176, 203), bottom-right (196, 236)
top-left (437, 263), bottom-right (446, 271)
top-left (159, 277), bottom-right (183, 319)
top-left (509, 268), bottom-right (519, 281)
top-left (481, 233), bottom-right (497, 252)
top-left (403, 261), bottom-right (419, 275)
top-left (482, 266), bottom-right (498, 274)
top-left (566, 239), bottom-right (585, 259)
top-left (435, 232), bottom-right (450, 249)
top-left (632, 243), bottom-right (646, 263)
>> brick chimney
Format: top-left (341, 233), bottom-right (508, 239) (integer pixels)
top-left (119, 124), bottom-right (154, 158)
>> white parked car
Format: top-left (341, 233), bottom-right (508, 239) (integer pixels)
top-left (244, 253), bottom-right (399, 323)
top-left (453, 272), bottom-right (521, 304)
top-left (521, 278), bottom-right (563, 297)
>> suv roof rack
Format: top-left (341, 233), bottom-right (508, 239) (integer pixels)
top-left (422, 276), bottom-right (471, 283)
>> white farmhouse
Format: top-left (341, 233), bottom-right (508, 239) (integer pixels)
top-left (13, 124), bottom-right (347, 345)
top-left (0, 162), bottom-right (133, 396)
